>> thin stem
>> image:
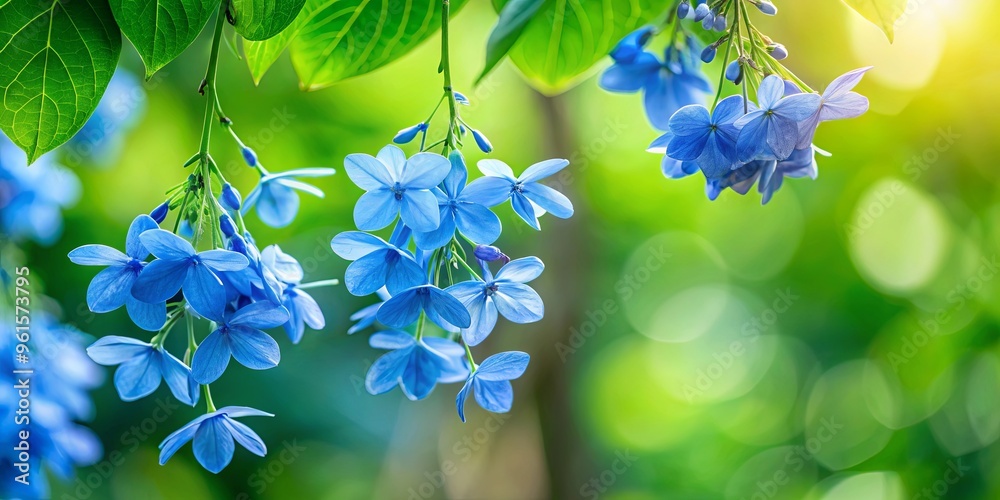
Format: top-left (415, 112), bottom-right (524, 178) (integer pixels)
top-left (464, 342), bottom-right (476, 373)
top-left (296, 279), bottom-right (340, 290)
top-left (453, 253), bottom-right (483, 281)
top-left (203, 385), bottom-right (217, 413)
top-left (440, 0), bottom-right (459, 153)
top-left (414, 312), bottom-right (427, 341)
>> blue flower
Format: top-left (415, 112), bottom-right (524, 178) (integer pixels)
top-left (259, 245), bottom-right (325, 344)
top-left (413, 151), bottom-right (502, 250)
top-left (757, 146), bottom-right (827, 204)
top-left (331, 231), bottom-right (425, 296)
top-left (445, 257), bottom-right (544, 346)
top-left (344, 145), bottom-right (452, 232)
top-left (463, 158), bottom-right (573, 230)
top-left (158, 406), bottom-right (271, 473)
top-left (600, 32), bottom-right (711, 130)
top-left (131, 229), bottom-right (249, 318)
top-left (86, 336), bottom-right (199, 405)
top-left (347, 288), bottom-right (391, 335)
top-left (734, 75), bottom-right (822, 162)
top-left (191, 302), bottom-right (289, 384)
top-left (365, 330), bottom-right (468, 400)
top-left (796, 67), bottom-right (872, 149)
top-left (647, 132), bottom-right (700, 179)
top-left (393, 123), bottom-right (427, 144)
top-left (666, 95), bottom-right (750, 177)
top-left (0, 134), bottom-right (81, 245)
top-left (455, 351), bottom-right (529, 422)
top-left (705, 161), bottom-right (766, 201)
top-left (69, 215), bottom-right (166, 331)
top-left (242, 167), bottom-right (336, 228)
top-left (376, 283), bottom-right (472, 329)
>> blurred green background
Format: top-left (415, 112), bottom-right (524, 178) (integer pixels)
top-left (16, 0), bottom-right (1000, 498)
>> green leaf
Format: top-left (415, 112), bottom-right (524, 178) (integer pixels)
top-left (109, 0), bottom-right (219, 79)
top-left (245, 0), bottom-right (468, 90)
top-left (841, 0), bottom-right (906, 42)
top-left (499, 0), bottom-right (670, 95)
top-left (231, 0), bottom-right (305, 41)
top-left (478, 0), bottom-right (548, 83)
top-left (0, 0), bottom-right (122, 163)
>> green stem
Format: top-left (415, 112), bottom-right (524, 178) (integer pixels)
top-left (296, 279), bottom-right (340, 290)
top-left (440, 0), bottom-right (459, 153)
top-left (464, 342), bottom-right (476, 373)
top-left (414, 312), bottom-right (426, 341)
top-left (203, 385), bottom-right (217, 413)
top-left (454, 253), bottom-right (482, 281)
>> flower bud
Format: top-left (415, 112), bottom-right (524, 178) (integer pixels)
top-left (768, 43), bottom-right (788, 60)
top-left (454, 91), bottom-right (470, 105)
top-left (693, 3), bottom-right (710, 21)
top-left (474, 244), bottom-right (510, 264)
top-left (393, 123), bottom-right (427, 145)
top-left (219, 214), bottom-right (237, 238)
top-left (713, 14), bottom-right (727, 31)
top-left (472, 129), bottom-right (493, 153)
top-left (221, 182), bottom-right (242, 211)
top-left (725, 60), bottom-right (743, 83)
top-left (755, 1), bottom-right (777, 15)
top-left (150, 201), bottom-right (169, 224)
top-left (700, 45), bottom-right (717, 63)
top-left (677, 2), bottom-right (690, 18)
top-left (701, 11), bottom-right (715, 30)
top-left (229, 233), bottom-right (248, 254)
top-left (241, 146), bottom-right (258, 167)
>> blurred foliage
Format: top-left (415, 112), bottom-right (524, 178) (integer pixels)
top-left (6, 0), bottom-right (998, 498)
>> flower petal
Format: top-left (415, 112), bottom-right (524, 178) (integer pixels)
top-left (401, 152), bottom-right (451, 189)
top-left (427, 287), bottom-right (472, 329)
top-left (131, 258), bottom-right (189, 303)
top-left (354, 189), bottom-right (399, 231)
top-left (87, 266), bottom-right (136, 313)
top-left (495, 256), bottom-right (544, 283)
top-left (183, 266), bottom-right (226, 320)
top-left (472, 378), bottom-right (514, 413)
top-left (199, 250), bottom-right (249, 272)
top-left (476, 351), bottom-right (530, 381)
top-left (159, 349), bottom-right (199, 406)
top-left (126, 295), bottom-right (167, 331)
top-left (400, 189), bottom-right (441, 232)
top-left (454, 203), bottom-right (501, 245)
top-left (455, 378), bottom-right (473, 422)
top-left (462, 176), bottom-right (513, 207)
top-left (87, 336), bottom-right (151, 365)
top-left (493, 283), bottom-right (544, 323)
top-left (376, 288), bottom-right (423, 328)
top-left (68, 244), bottom-right (128, 266)
top-left (522, 183), bottom-right (573, 219)
top-left (824, 66), bottom-right (872, 99)
top-left (519, 159), bottom-right (570, 184)
top-left (126, 214), bottom-right (159, 260)
top-left (140, 229), bottom-right (196, 260)
top-left (113, 354), bottom-right (162, 401)
top-left (191, 330), bottom-right (232, 385)
top-left (477, 159), bottom-right (516, 180)
top-left (193, 417), bottom-right (235, 474)
top-left (345, 153), bottom-right (394, 190)
top-left (511, 192), bottom-right (540, 230)
top-left (230, 301), bottom-right (290, 329)
top-left (221, 417), bottom-right (267, 457)
top-left (330, 231), bottom-right (389, 260)
top-left (365, 349), bottom-right (410, 395)
top-left (228, 326), bottom-right (280, 370)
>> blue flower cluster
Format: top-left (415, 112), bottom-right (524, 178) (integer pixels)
top-left (599, 27), bottom-right (711, 130)
top-left (0, 308), bottom-right (103, 499)
top-left (70, 141), bottom-right (334, 473)
top-left (336, 134), bottom-right (572, 421)
top-left (601, 1), bottom-right (871, 203)
top-left (0, 133), bottom-right (81, 246)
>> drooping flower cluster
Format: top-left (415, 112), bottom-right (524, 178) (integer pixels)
top-left (601, 0), bottom-right (871, 203)
top-left (337, 88), bottom-right (572, 420)
top-left (0, 133), bottom-right (80, 246)
top-left (70, 113), bottom-right (334, 474)
top-left (0, 306), bottom-right (103, 499)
